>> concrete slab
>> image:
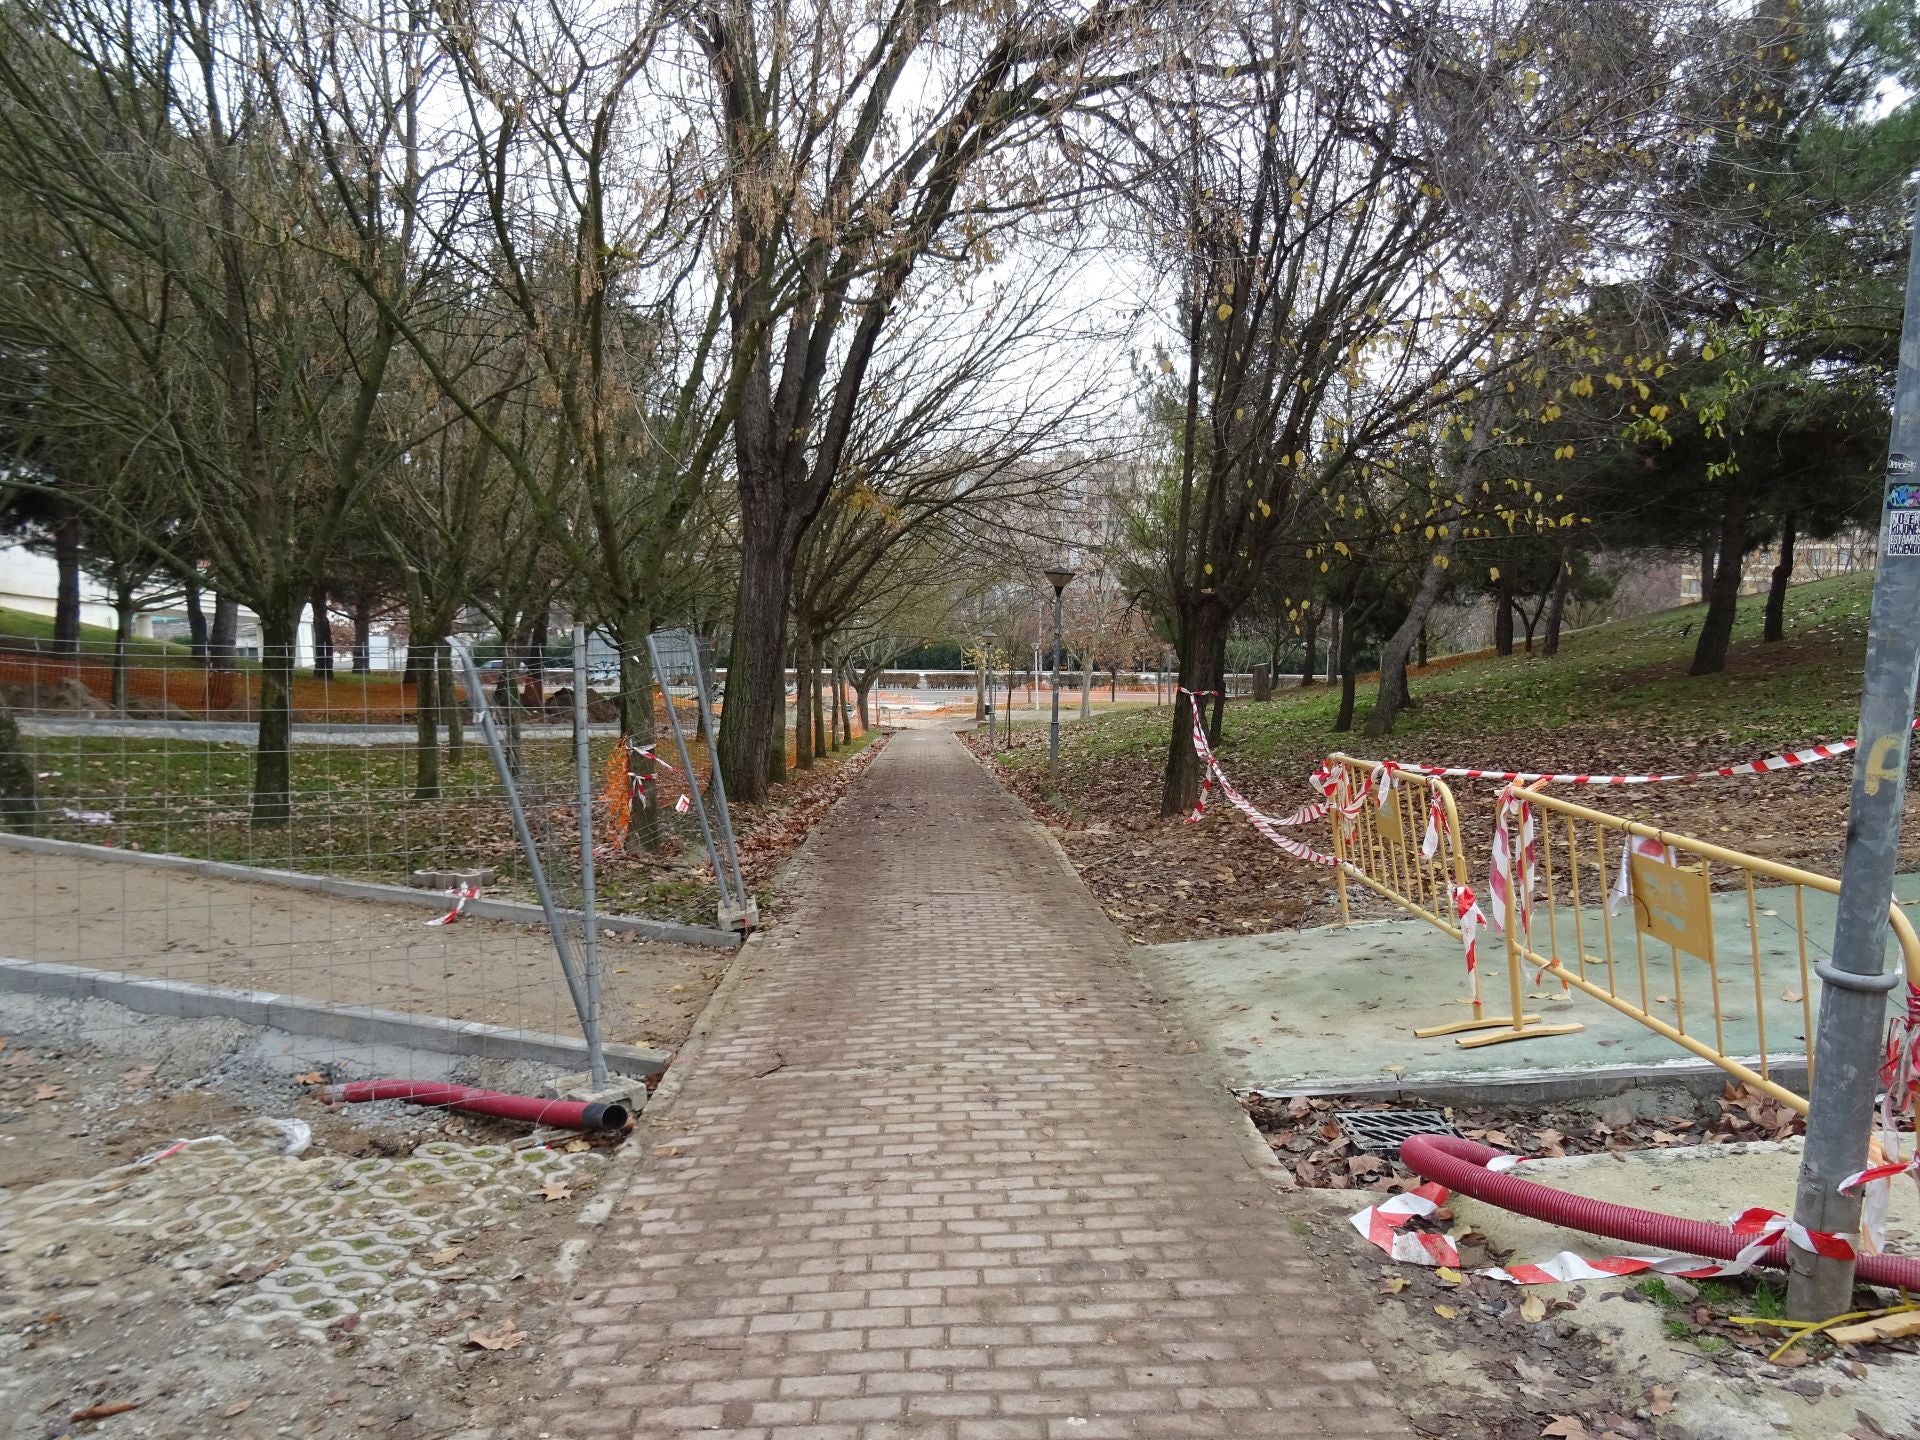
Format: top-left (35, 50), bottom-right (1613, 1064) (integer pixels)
top-left (1134, 874), bottom-right (1920, 1098)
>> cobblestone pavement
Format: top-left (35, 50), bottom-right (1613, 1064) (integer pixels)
top-left (544, 730), bottom-right (1406, 1439)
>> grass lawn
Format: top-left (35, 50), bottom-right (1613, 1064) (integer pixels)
top-left (969, 572), bottom-right (1916, 944)
top-left (11, 724), bottom-right (883, 930)
top-left (0, 604), bottom-right (193, 660)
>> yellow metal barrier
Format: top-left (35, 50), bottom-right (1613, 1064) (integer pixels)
top-left (1503, 783), bottom-right (1920, 1113)
top-left (1325, 754), bottom-right (1581, 1046)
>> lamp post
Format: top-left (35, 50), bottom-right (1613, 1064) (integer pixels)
top-left (1044, 567), bottom-right (1075, 779)
top-left (982, 630), bottom-right (997, 747)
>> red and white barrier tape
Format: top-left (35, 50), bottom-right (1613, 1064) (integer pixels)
top-left (1402, 720), bottom-right (1919, 788)
top-left (1351, 1159), bottom-right (1856, 1284)
top-left (425, 883), bottom-right (480, 927)
top-left (1180, 690), bottom-right (1340, 867)
top-left (1846, 982), bottom-right (1920, 1251)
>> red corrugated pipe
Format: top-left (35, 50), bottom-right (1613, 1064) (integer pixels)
top-left (323, 1079), bottom-right (630, 1133)
top-left (1401, 1133), bottom-right (1920, 1290)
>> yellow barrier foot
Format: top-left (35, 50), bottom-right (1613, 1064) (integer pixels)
top-left (1413, 1012), bottom-right (1545, 1039)
top-left (1452, 1021), bottom-right (1586, 1049)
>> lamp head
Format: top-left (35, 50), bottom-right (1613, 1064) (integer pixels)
top-left (1043, 567), bottom-right (1076, 594)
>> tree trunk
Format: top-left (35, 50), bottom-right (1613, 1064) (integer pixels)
top-left (1157, 600), bottom-right (1229, 817)
top-left (1494, 588), bottom-right (1516, 656)
top-left (1325, 609), bottom-right (1340, 683)
top-left (251, 597), bottom-right (298, 824)
top-left (310, 588), bottom-right (333, 676)
top-left (716, 506), bottom-right (792, 803)
top-left (1418, 625), bottom-right (1428, 667)
top-left (412, 638), bottom-right (440, 799)
top-left (1763, 511), bottom-right (1796, 643)
top-left (1365, 538), bottom-right (1458, 738)
top-left (0, 691), bottom-right (40, 834)
top-left (1333, 602), bottom-right (1361, 732)
top-left (52, 507), bottom-right (80, 656)
top-left (855, 675), bottom-right (874, 732)
top-left (186, 578), bottom-right (209, 661)
top-left (1690, 486), bottom-right (1751, 676)
top-left (793, 630), bottom-right (815, 771)
top-left (1543, 549), bottom-right (1574, 657)
top-left (209, 594), bottom-right (239, 670)
top-left (439, 642), bottom-right (462, 766)
top-left (1520, 596), bottom-right (1545, 652)
top-left (1080, 655), bottom-right (1093, 719)
top-left (837, 663), bottom-right (853, 744)
top-left (1207, 630), bottom-right (1227, 744)
top-left (817, 648), bottom-right (833, 760)
top-left (1298, 606), bottom-right (1318, 686)
top-left (111, 590), bottom-right (134, 714)
top-left (350, 597), bottom-right (372, 673)
top-left (615, 607), bottom-right (663, 854)
top-left (974, 656), bottom-right (986, 721)
top-left (1698, 540), bottom-right (1716, 599)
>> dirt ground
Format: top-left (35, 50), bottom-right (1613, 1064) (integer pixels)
top-left (0, 848), bottom-right (731, 1051)
top-left (0, 1011), bottom-right (631, 1439)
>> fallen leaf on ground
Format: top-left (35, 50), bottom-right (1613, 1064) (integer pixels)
top-left (563, 1139), bottom-right (590, 1154)
top-left (1378, 1276), bottom-right (1411, 1294)
top-left (33, 1083), bottom-right (63, 1101)
top-left (1648, 1385), bottom-right (1676, 1416)
top-left (222, 1399), bottom-right (255, 1418)
top-left (1434, 1303), bottom-right (1458, 1320)
top-left (294, 1071), bottom-right (325, 1085)
top-left (1781, 989), bottom-right (1803, 1003)
top-left (70, 1402), bottom-right (142, 1421)
top-left (1435, 1266), bottom-right (1464, 1285)
top-left (1521, 1294), bottom-right (1548, 1323)
top-left (467, 1319), bottom-right (527, 1351)
top-left (120, 1065), bottom-right (156, 1089)
top-left (427, 1246), bottom-right (464, 1266)
top-left (538, 1180), bottom-right (571, 1202)
top-left (1382, 1064), bottom-right (1407, 1074)
top-left (1540, 1419), bottom-right (1590, 1440)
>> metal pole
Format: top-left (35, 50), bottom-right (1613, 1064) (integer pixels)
top-left (446, 637), bottom-right (596, 1043)
top-left (571, 627), bottom-right (606, 1088)
top-left (1787, 190), bottom-right (1920, 1322)
top-left (987, 648), bottom-right (996, 746)
top-left (1049, 590), bottom-right (1063, 777)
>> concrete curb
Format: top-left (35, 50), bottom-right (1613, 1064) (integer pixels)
top-left (0, 954), bottom-right (671, 1077)
top-left (0, 831), bottom-right (738, 949)
top-left (1244, 1056), bottom-right (1811, 1109)
top-left (642, 932), bottom-right (767, 1126)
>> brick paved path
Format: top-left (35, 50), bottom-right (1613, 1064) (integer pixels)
top-left (547, 730), bottom-right (1405, 1439)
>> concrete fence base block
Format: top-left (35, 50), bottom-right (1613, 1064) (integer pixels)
top-left (0, 955), bottom-right (671, 1079)
top-left (410, 867), bottom-right (500, 891)
top-left (0, 831), bottom-right (737, 949)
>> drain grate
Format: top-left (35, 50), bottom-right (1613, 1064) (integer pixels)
top-left (1337, 1110), bottom-right (1457, 1157)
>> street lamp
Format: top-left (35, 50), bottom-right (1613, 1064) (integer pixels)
top-left (1044, 567), bottom-right (1075, 778)
top-left (981, 630), bottom-right (997, 746)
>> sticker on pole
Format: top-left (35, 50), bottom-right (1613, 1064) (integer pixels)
top-left (1885, 466), bottom-right (1920, 559)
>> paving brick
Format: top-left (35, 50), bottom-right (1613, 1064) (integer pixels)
top-left (539, 732), bottom-right (1412, 1439)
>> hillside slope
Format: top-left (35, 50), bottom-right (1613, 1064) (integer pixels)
top-left (970, 572), bottom-right (1912, 944)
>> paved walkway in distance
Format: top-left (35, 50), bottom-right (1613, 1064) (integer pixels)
top-left (545, 730), bottom-right (1405, 1439)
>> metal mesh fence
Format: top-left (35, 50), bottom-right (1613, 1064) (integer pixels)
top-left (0, 631), bottom-right (736, 1138)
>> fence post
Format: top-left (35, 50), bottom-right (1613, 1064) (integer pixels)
top-left (572, 626), bottom-right (606, 1089)
top-left (446, 636), bottom-right (597, 1055)
top-left (1788, 190), bottom-right (1920, 1321)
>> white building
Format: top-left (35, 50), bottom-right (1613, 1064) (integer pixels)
top-left (0, 542), bottom-right (315, 658)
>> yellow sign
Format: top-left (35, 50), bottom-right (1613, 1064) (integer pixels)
top-left (1630, 853), bottom-right (1714, 959)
